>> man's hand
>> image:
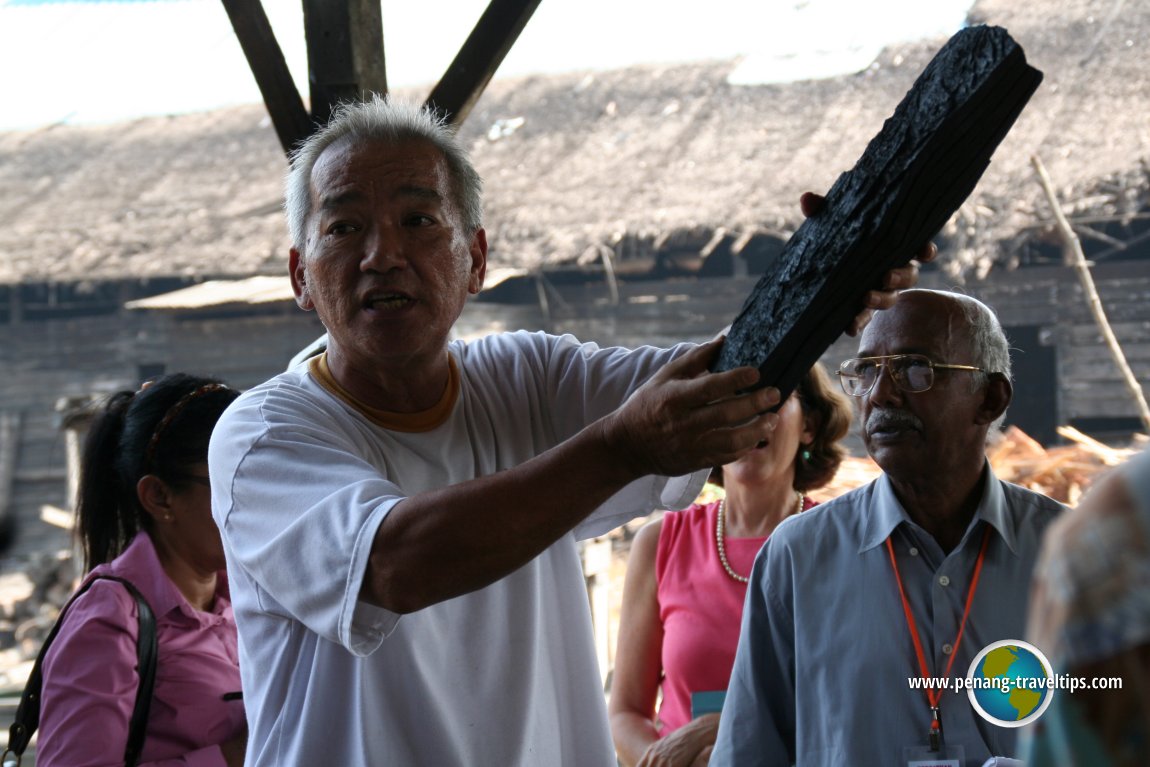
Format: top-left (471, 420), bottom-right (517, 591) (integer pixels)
top-left (635, 713), bottom-right (719, 767)
top-left (800, 191), bottom-right (938, 336)
top-left (601, 339), bottom-right (780, 479)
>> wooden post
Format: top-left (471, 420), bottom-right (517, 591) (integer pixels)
top-left (1031, 154), bottom-right (1150, 435)
top-left (0, 412), bottom-right (22, 532)
top-left (533, 273), bottom-right (552, 329)
top-left (302, 0), bottom-right (389, 126)
top-left (599, 245), bottom-right (620, 306)
top-left (581, 538), bottom-right (614, 688)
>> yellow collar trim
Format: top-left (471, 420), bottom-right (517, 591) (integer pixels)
top-left (309, 352), bottom-right (460, 432)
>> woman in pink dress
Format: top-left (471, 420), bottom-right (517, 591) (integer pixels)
top-left (610, 363), bottom-right (852, 767)
top-left (37, 373), bottom-right (247, 767)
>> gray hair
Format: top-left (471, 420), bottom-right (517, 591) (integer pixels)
top-left (942, 291), bottom-right (1013, 431)
top-left (284, 95), bottom-right (484, 253)
top-left (948, 292), bottom-right (1012, 384)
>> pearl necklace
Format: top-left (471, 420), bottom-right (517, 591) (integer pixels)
top-left (715, 492), bottom-right (804, 584)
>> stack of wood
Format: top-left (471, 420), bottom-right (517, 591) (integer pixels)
top-left (809, 453), bottom-right (884, 504)
top-left (0, 551), bottom-right (76, 663)
top-left (987, 425), bottom-right (1143, 506)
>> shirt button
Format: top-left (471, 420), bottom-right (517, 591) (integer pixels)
top-left (939, 575), bottom-right (951, 587)
top-left (942, 643), bottom-right (954, 655)
top-left (909, 547), bottom-right (919, 557)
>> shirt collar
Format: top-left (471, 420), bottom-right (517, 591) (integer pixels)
top-left (309, 351), bottom-right (460, 432)
top-left (93, 532), bottom-right (232, 622)
top-left (858, 461), bottom-right (1018, 556)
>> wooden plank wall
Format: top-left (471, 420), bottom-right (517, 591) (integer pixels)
top-left (976, 262), bottom-right (1150, 422)
top-left (0, 307), bottom-right (326, 564)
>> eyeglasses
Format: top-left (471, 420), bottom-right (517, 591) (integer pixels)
top-left (837, 354), bottom-right (984, 397)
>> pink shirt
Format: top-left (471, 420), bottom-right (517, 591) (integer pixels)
top-left (655, 499), bottom-right (811, 734)
top-left (37, 533), bottom-right (245, 767)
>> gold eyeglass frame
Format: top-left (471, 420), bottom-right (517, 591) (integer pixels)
top-left (837, 353), bottom-right (984, 397)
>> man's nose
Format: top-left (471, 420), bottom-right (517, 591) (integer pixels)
top-left (867, 363), bottom-right (903, 406)
top-left (361, 225), bottom-right (406, 272)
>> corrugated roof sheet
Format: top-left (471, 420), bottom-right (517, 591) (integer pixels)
top-left (123, 268), bottom-right (530, 310)
top-left (124, 275), bottom-right (294, 309)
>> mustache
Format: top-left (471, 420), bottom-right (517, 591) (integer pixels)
top-left (866, 408), bottom-right (924, 433)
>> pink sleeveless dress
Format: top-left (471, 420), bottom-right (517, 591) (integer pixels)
top-left (653, 497), bottom-right (812, 734)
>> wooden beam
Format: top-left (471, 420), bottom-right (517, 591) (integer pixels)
top-left (220, 0), bottom-right (313, 156)
top-left (426, 0), bottom-right (542, 126)
top-left (302, 0), bottom-right (388, 127)
top-left (714, 25), bottom-right (1043, 401)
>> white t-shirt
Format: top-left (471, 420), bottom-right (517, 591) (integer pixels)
top-left (209, 330), bottom-right (705, 766)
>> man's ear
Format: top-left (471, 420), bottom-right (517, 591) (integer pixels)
top-left (468, 228), bottom-right (488, 296)
top-left (136, 475), bottom-right (174, 523)
top-left (975, 373), bottom-right (1013, 425)
top-left (290, 248), bottom-right (315, 311)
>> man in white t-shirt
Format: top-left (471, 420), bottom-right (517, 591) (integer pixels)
top-left (208, 95), bottom-right (924, 766)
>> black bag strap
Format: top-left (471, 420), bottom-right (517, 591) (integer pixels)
top-left (2, 574), bottom-right (158, 767)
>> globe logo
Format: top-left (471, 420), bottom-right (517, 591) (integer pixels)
top-left (967, 640), bottom-right (1054, 727)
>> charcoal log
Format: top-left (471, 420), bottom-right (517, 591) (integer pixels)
top-left (713, 25), bottom-right (1042, 399)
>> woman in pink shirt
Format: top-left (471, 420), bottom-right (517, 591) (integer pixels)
top-left (37, 374), bottom-right (247, 767)
top-left (610, 364), bottom-right (852, 767)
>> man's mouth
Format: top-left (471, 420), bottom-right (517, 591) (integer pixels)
top-left (365, 293), bottom-right (414, 310)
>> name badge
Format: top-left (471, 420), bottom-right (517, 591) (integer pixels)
top-left (902, 744), bottom-right (964, 767)
top-left (689, 690), bottom-right (726, 718)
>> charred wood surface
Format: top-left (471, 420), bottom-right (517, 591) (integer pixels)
top-left (714, 25), bottom-right (1043, 398)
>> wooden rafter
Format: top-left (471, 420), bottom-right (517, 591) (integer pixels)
top-left (220, 0), bottom-right (313, 154)
top-left (221, 0), bottom-right (539, 153)
top-left (425, 0), bottom-right (543, 125)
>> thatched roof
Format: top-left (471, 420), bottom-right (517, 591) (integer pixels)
top-left (1, 0), bottom-right (1146, 286)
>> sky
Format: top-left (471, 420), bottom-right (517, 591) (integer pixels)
top-left (0, 0), bottom-right (974, 131)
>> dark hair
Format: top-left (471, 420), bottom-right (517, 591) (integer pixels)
top-left (708, 363), bottom-right (852, 493)
top-left (791, 362), bottom-right (852, 493)
top-left (74, 373), bottom-right (239, 571)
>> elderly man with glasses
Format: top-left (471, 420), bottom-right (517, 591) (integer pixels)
top-left (711, 289), bottom-right (1066, 767)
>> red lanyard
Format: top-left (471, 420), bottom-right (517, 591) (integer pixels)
top-left (884, 525), bottom-right (991, 747)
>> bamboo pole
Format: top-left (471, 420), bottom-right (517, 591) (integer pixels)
top-left (599, 245), bottom-right (620, 307)
top-left (1031, 154), bottom-right (1150, 434)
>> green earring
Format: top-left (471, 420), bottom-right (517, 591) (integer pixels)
top-left (801, 449), bottom-right (812, 462)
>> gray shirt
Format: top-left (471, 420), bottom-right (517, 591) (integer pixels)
top-left (711, 463), bottom-right (1065, 767)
